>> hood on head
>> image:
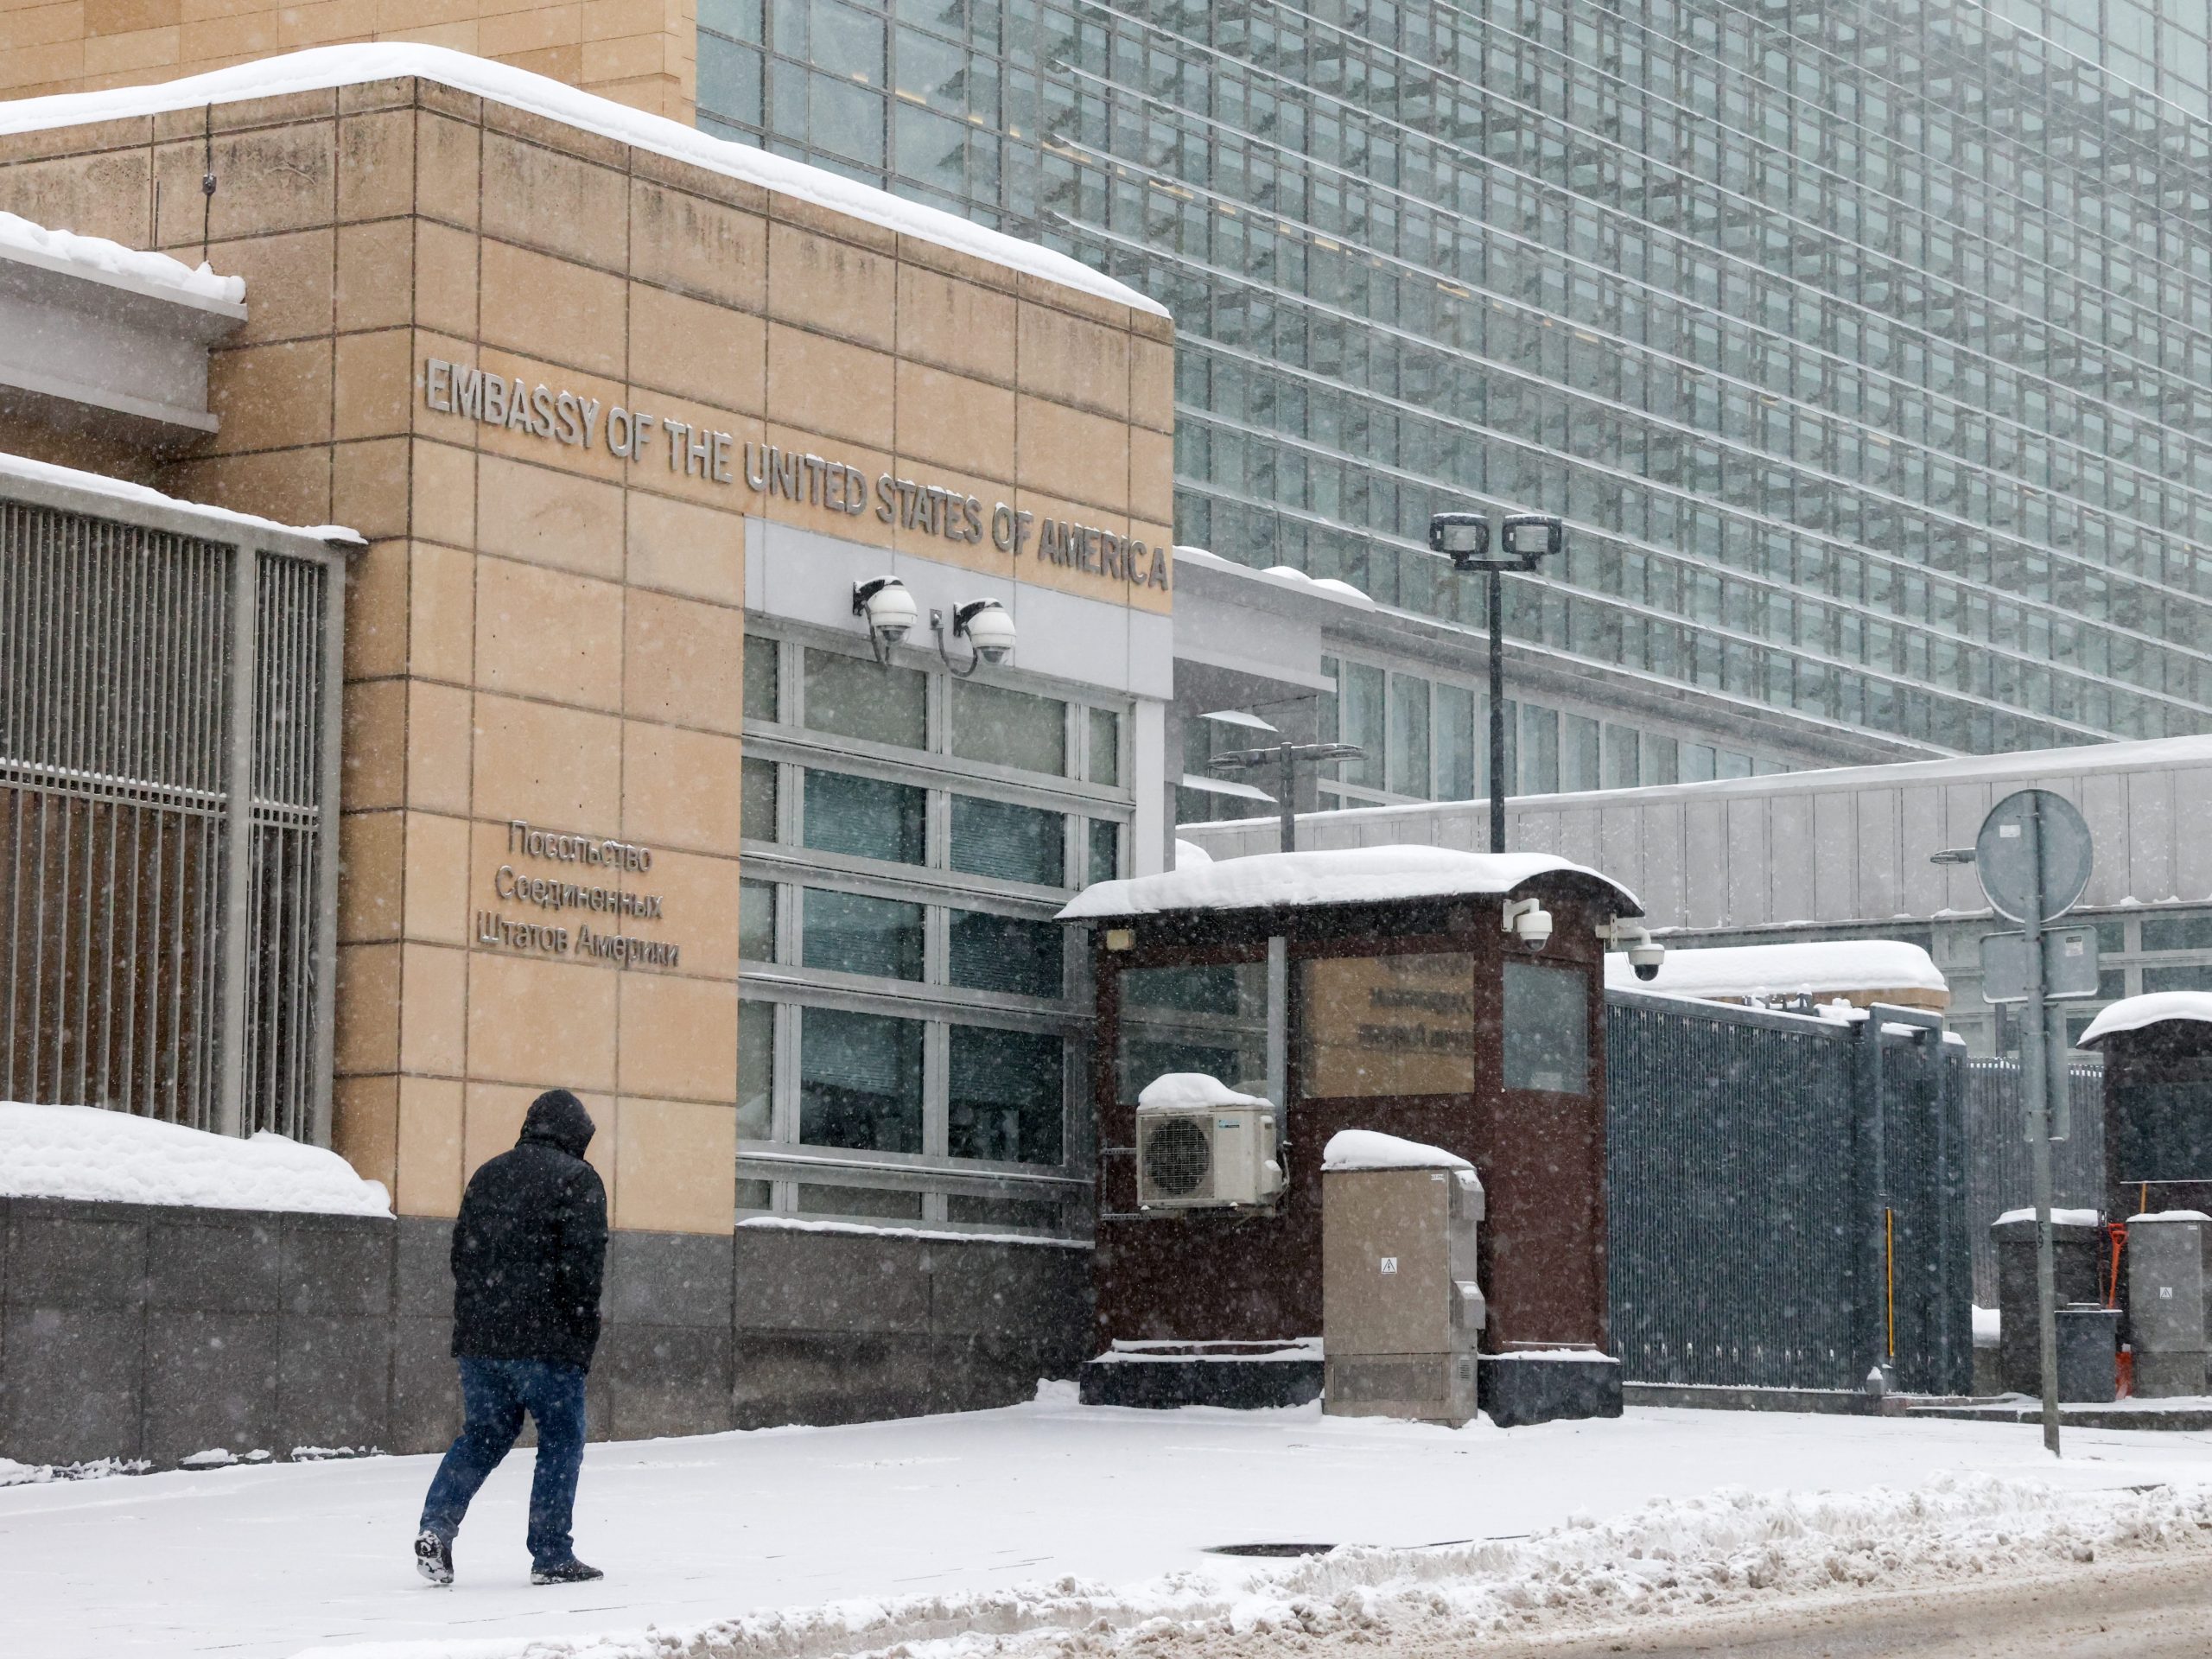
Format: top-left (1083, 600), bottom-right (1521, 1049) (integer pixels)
top-left (519, 1089), bottom-right (595, 1157)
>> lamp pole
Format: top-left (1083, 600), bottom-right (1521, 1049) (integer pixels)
top-left (1429, 511), bottom-right (1565, 855)
top-left (1210, 741), bottom-right (1364, 854)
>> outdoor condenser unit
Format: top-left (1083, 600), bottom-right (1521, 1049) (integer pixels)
top-left (1135, 1076), bottom-right (1284, 1210)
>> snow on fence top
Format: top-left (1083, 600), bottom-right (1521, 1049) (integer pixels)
top-left (0, 1101), bottom-right (391, 1216)
top-left (2079, 991), bottom-right (2212, 1046)
top-left (1602, 939), bottom-right (1946, 1001)
top-left (0, 209), bottom-right (245, 307)
top-left (1137, 1072), bottom-right (1270, 1109)
top-left (1060, 846), bottom-right (1639, 920)
top-left (1321, 1128), bottom-right (1471, 1173)
top-left (0, 449), bottom-right (360, 543)
top-left (0, 44), bottom-right (1164, 321)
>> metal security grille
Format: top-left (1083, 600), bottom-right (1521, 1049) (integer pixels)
top-left (0, 480), bottom-right (346, 1141)
top-left (1963, 1059), bottom-right (2106, 1308)
top-left (1605, 993), bottom-right (1974, 1396)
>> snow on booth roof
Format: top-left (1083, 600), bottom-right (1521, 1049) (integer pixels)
top-left (1603, 939), bottom-right (1945, 1001)
top-left (1321, 1128), bottom-right (1472, 1173)
top-left (0, 1101), bottom-right (391, 1216)
top-left (2078, 991), bottom-right (2212, 1046)
top-left (0, 45), bottom-right (1163, 321)
top-left (0, 209), bottom-right (245, 308)
top-left (0, 448), bottom-right (359, 544)
top-left (1058, 846), bottom-right (1641, 921)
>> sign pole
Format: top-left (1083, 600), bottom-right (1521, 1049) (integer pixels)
top-left (2020, 796), bottom-right (2062, 1457)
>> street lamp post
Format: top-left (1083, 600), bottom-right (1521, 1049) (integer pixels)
top-left (1428, 512), bottom-right (1566, 854)
top-left (1210, 741), bottom-right (1365, 855)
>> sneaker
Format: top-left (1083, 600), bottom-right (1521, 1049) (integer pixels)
top-left (531, 1557), bottom-right (605, 1586)
top-left (414, 1530), bottom-right (454, 1586)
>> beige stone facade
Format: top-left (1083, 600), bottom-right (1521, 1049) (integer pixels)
top-left (2, 0), bottom-right (697, 121)
top-left (0, 66), bottom-right (1173, 1235)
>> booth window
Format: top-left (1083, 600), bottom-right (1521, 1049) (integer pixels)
top-left (1300, 952), bottom-right (1477, 1097)
top-left (804, 645), bottom-right (926, 748)
top-left (950, 794), bottom-right (1065, 886)
top-left (948, 909), bottom-right (1063, 997)
top-left (804, 769), bottom-right (926, 864)
top-left (1116, 959), bottom-right (1269, 1102)
top-left (799, 1007), bottom-right (923, 1152)
top-left (952, 677), bottom-right (1066, 775)
top-left (948, 1025), bottom-right (1065, 1165)
top-left (1503, 960), bottom-right (1591, 1094)
top-left (803, 887), bottom-right (924, 980)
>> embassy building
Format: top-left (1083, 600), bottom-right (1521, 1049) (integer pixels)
top-left (0, 46), bottom-right (1173, 1460)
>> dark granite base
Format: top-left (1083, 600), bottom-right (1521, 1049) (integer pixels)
top-left (1478, 1352), bottom-right (1624, 1427)
top-left (1080, 1349), bottom-right (1324, 1410)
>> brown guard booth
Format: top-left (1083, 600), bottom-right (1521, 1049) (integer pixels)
top-left (2087, 1004), bottom-right (2212, 1220)
top-left (1063, 848), bottom-right (1644, 1405)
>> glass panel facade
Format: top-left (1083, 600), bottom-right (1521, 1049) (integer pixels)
top-left (804, 646), bottom-right (925, 748)
top-left (950, 793), bottom-right (1065, 886)
top-left (952, 677), bottom-right (1066, 774)
top-left (799, 1006), bottom-right (925, 1152)
top-left (803, 887), bottom-right (925, 979)
top-left (804, 768), bottom-right (926, 863)
top-left (712, 3), bottom-right (2212, 762)
top-left (737, 999), bottom-right (774, 1137)
top-left (947, 1024), bottom-right (1065, 1164)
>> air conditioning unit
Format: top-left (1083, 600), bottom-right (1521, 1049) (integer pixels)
top-left (1135, 1074), bottom-right (1284, 1210)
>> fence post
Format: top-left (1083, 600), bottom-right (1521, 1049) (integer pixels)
top-left (308, 548), bottom-right (346, 1148)
top-left (215, 536), bottom-right (258, 1139)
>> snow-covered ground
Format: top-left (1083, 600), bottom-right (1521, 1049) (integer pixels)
top-left (8, 1389), bottom-right (2212, 1659)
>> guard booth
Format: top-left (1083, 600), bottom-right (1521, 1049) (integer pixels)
top-left (1059, 846), bottom-right (1647, 1424)
top-left (2082, 996), bottom-right (2212, 1220)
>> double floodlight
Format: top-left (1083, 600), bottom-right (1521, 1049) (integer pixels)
top-left (852, 577), bottom-right (918, 664)
top-left (933, 599), bottom-right (1017, 677)
top-left (1427, 510), bottom-right (1566, 573)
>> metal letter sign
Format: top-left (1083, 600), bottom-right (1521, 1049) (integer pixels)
top-left (1980, 926), bottom-right (2101, 1003)
top-left (1974, 789), bottom-right (2094, 924)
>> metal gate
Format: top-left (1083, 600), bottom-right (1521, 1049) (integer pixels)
top-left (0, 472), bottom-right (349, 1141)
top-left (1962, 1058), bottom-right (2105, 1306)
top-left (1605, 992), bottom-right (1973, 1396)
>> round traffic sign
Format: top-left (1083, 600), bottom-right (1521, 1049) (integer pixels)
top-left (1974, 788), bottom-right (2094, 924)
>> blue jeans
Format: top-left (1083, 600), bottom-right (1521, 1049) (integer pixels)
top-left (419, 1358), bottom-right (588, 1567)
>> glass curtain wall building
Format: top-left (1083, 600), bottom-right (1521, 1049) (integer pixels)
top-left (700, 0), bottom-right (2212, 777)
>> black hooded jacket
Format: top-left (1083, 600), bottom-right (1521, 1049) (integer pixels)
top-left (450, 1090), bottom-right (609, 1370)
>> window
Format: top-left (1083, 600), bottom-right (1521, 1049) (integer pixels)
top-left (1562, 714), bottom-right (1602, 793)
top-left (741, 757), bottom-right (779, 842)
top-left (1340, 661), bottom-right (1384, 788)
top-left (953, 677), bottom-right (1067, 774)
top-left (804, 647), bottom-right (925, 747)
top-left (948, 909), bottom-right (1064, 997)
top-left (1387, 673), bottom-right (1431, 798)
top-left (1087, 817), bottom-right (1120, 883)
top-left (1503, 961), bottom-right (1590, 1094)
top-left (950, 794), bottom-right (1065, 886)
top-left (804, 769), bottom-right (925, 864)
top-left (1088, 707), bottom-right (1122, 785)
top-left (1116, 959), bottom-right (1269, 1102)
top-left (798, 1182), bottom-right (924, 1218)
top-left (737, 1000), bottom-right (773, 1138)
top-left (744, 633), bottom-right (779, 720)
top-left (1435, 683), bottom-right (1477, 799)
top-left (1519, 705), bottom-right (1560, 793)
top-left (740, 879), bottom-right (777, 962)
top-left (803, 887), bottom-right (924, 980)
top-left (799, 1007), bottom-right (923, 1152)
top-left (948, 1025), bottom-right (1065, 1163)
top-left (2142, 916), bottom-right (2212, 953)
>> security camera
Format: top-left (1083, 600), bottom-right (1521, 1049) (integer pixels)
top-left (852, 577), bottom-right (918, 663)
top-left (955, 598), bottom-right (1016, 665)
top-left (1503, 897), bottom-right (1552, 952)
top-left (1628, 937), bottom-right (1666, 982)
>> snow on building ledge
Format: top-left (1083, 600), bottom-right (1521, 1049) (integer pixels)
top-left (1603, 939), bottom-right (1948, 1010)
top-left (0, 448), bottom-right (359, 547)
top-left (2079, 991), bottom-right (2212, 1046)
top-left (1058, 845), bottom-right (1642, 921)
top-left (0, 1102), bottom-right (391, 1216)
top-left (0, 44), bottom-right (1166, 323)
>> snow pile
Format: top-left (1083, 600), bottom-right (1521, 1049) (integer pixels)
top-left (2079, 991), bottom-right (2212, 1045)
top-left (0, 450), bottom-right (359, 543)
top-left (0, 1455), bottom-right (149, 1487)
top-left (0, 208), bottom-right (244, 306)
top-left (1137, 1072), bottom-right (1270, 1109)
top-left (1972, 1305), bottom-right (2000, 1347)
top-left (2130, 1209), bottom-right (2212, 1224)
top-left (0, 1101), bottom-right (391, 1216)
top-left (311, 1476), bottom-right (2212, 1659)
top-left (0, 45), bottom-right (1160, 320)
top-left (1062, 845), bottom-right (1638, 920)
top-left (1322, 1128), bottom-right (1471, 1173)
top-left (1993, 1205), bottom-right (2101, 1228)
top-left (1605, 938), bottom-right (1945, 1001)
top-left (1173, 837), bottom-right (1213, 869)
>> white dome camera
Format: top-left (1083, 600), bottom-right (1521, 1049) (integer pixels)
top-left (1628, 936), bottom-right (1666, 982)
top-left (954, 598), bottom-right (1016, 665)
top-left (852, 577), bottom-right (918, 663)
top-left (1503, 897), bottom-right (1552, 952)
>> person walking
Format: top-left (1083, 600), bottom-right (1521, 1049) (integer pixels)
top-left (415, 1088), bottom-right (608, 1586)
